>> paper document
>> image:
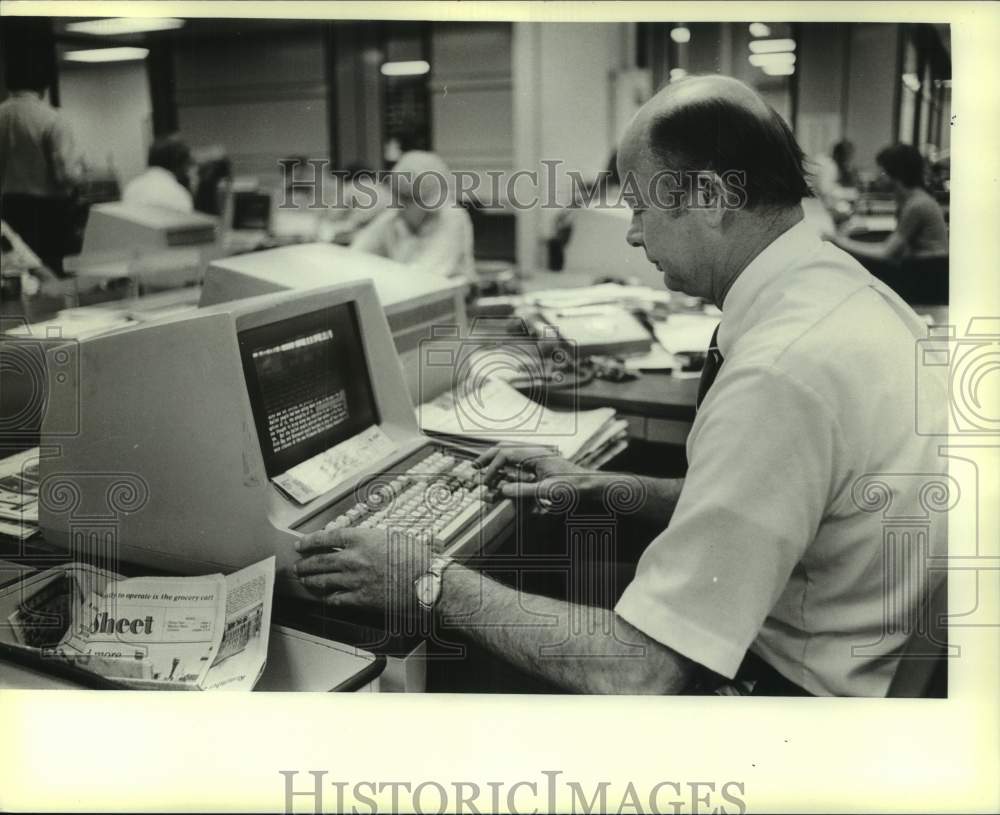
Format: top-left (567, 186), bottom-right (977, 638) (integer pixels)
top-left (419, 376), bottom-right (616, 460)
top-left (651, 314), bottom-right (719, 354)
top-left (623, 342), bottom-right (683, 372)
top-left (2, 558), bottom-right (275, 690)
top-left (273, 425), bottom-right (397, 505)
top-left (528, 283), bottom-right (671, 310)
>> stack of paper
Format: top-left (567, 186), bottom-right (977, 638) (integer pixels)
top-left (539, 304), bottom-right (652, 357)
top-left (418, 376), bottom-right (627, 466)
top-left (528, 283), bottom-right (672, 311)
top-left (650, 313), bottom-right (719, 355)
top-left (0, 448), bottom-right (40, 540)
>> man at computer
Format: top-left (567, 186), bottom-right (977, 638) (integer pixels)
top-left (351, 151), bottom-right (474, 282)
top-left (294, 75), bottom-right (948, 696)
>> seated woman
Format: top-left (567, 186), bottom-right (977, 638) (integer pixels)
top-left (830, 143), bottom-right (948, 262)
top-left (351, 151), bottom-right (473, 281)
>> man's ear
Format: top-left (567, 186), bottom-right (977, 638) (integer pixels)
top-left (689, 171), bottom-right (728, 227)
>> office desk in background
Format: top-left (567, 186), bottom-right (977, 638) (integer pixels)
top-left (549, 372), bottom-right (697, 446)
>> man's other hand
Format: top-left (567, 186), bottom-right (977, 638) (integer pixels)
top-left (473, 444), bottom-right (598, 506)
top-left (293, 527), bottom-right (433, 611)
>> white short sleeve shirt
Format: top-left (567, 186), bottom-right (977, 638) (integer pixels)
top-left (352, 204), bottom-right (474, 282)
top-left (615, 218), bottom-right (948, 696)
top-left (122, 167), bottom-right (194, 214)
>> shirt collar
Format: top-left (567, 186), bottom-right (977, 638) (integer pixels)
top-left (716, 217), bottom-right (820, 356)
top-left (145, 166), bottom-right (179, 183)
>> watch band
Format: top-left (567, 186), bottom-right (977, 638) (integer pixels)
top-left (415, 555), bottom-right (454, 610)
top-left (428, 554), bottom-right (454, 579)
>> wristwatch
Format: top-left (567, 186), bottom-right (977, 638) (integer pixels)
top-left (414, 555), bottom-right (454, 610)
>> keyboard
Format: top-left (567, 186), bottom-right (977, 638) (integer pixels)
top-left (321, 448), bottom-right (511, 554)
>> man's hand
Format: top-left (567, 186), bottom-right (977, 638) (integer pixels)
top-left (474, 445), bottom-right (599, 506)
top-left (293, 527), bottom-right (433, 611)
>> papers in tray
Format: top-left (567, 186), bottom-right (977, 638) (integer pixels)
top-left (419, 376), bottom-right (625, 464)
top-left (539, 304), bottom-right (652, 357)
top-left (0, 448), bottom-right (41, 540)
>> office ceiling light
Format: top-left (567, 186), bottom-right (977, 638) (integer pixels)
top-left (763, 63), bottom-right (795, 76)
top-left (749, 52), bottom-right (796, 68)
top-left (748, 38), bottom-right (796, 54)
top-left (66, 17), bottom-right (185, 35)
top-left (670, 26), bottom-right (691, 44)
top-left (63, 47), bottom-right (150, 63)
top-left (748, 23), bottom-right (771, 38)
top-left (380, 60), bottom-right (430, 77)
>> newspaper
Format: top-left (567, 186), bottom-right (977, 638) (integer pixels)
top-left (2, 558), bottom-right (275, 690)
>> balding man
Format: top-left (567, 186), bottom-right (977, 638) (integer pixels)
top-left (294, 77), bottom-right (947, 696)
top-left (351, 150), bottom-right (474, 281)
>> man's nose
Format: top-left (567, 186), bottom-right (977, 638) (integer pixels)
top-left (626, 216), bottom-right (643, 247)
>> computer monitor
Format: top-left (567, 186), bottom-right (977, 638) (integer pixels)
top-left (230, 190), bottom-right (273, 232)
top-left (239, 300), bottom-right (379, 480)
top-left (200, 243), bottom-right (469, 403)
top-left (80, 202), bottom-right (218, 257)
top-left (37, 281), bottom-right (506, 600)
top-left (66, 202), bottom-right (220, 289)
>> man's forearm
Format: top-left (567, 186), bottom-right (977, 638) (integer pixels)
top-left (625, 475), bottom-right (684, 527)
top-left (436, 564), bottom-right (693, 694)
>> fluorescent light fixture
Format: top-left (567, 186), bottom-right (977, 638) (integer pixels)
top-left (749, 52), bottom-right (796, 68)
top-left (748, 38), bottom-right (796, 54)
top-left (66, 17), bottom-right (184, 35)
top-left (670, 26), bottom-right (691, 44)
top-left (902, 73), bottom-right (921, 92)
top-left (380, 60), bottom-right (430, 77)
top-left (669, 68), bottom-right (688, 82)
top-left (763, 63), bottom-right (795, 76)
top-left (748, 23), bottom-right (771, 38)
top-left (63, 47), bottom-right (150, 63)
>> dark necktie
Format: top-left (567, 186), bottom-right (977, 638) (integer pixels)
top-left (696, 324), bottom-right (723, 410)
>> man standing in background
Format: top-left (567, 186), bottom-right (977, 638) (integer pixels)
top-left (0, 18), bottom-right (81, 276)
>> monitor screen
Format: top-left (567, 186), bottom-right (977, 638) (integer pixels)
top-left (238, 303), bottom-right (379, 478)
top-left (232, 191), bottom-right (272, 231)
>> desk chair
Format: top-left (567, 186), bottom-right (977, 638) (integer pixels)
top-left (887, 578), bottom-right (948, 697)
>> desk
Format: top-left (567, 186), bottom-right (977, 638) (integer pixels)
top-left (550, 371), bottom-right (697, 445)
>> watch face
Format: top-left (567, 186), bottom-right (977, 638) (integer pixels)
top-left (414, 574), bottom-right (438, 608)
